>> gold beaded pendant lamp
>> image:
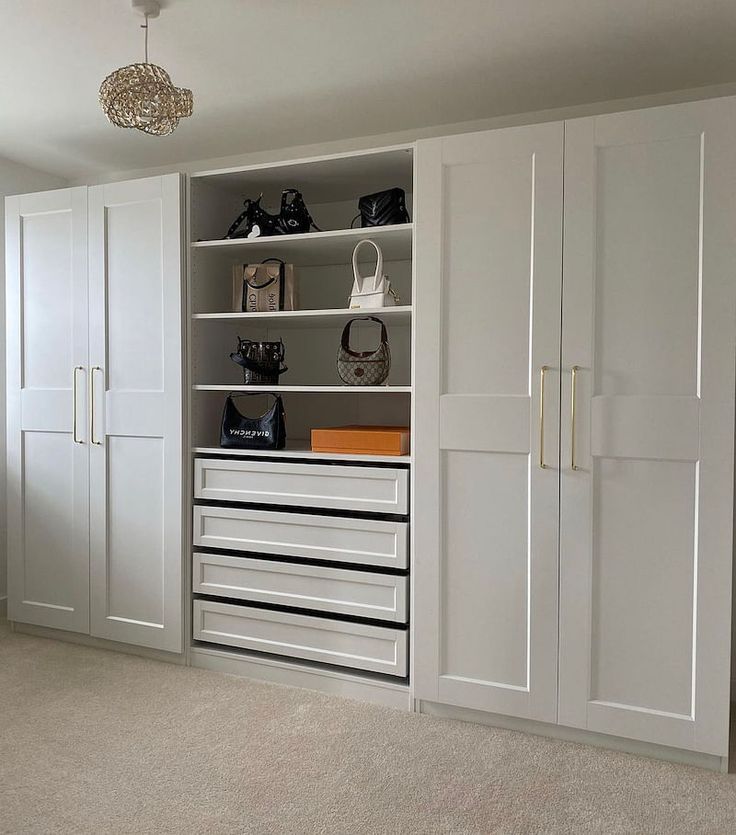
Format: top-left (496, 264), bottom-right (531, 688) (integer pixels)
top-left (99, 0), bottom-right (193, 137)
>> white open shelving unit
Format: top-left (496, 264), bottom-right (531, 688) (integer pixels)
top-left (186, 144), bottom-right (415, 704)
top-left (188, 144), bottom-right (415, 452)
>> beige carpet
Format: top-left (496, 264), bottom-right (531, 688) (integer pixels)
top-left (2, 620), bottom-right (736, 835)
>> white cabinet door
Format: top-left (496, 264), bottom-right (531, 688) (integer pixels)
top-left (6, 188), bottom-right (90, 632)
top-left (88, 175), bottom-right (183, 652)
top-left (559, 99), bottom-right (736, 755)
top-left (414, 124), bottom-right (563, 721)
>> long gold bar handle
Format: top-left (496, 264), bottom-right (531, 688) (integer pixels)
top-left (73, 366), bottom-right (84, 444)
top-left (571, 365), bottom-right (580, 471)
top-left (539, 366), bottom-right (549, 469)
top-left (90, 366), bottom-right (103, 446)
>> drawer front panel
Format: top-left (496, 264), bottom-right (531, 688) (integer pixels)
top-left (193, 552), bottom-right (408, 622)
top-left (193, 506), bottom-right (408, 569)
top-left (194, 458), bottom-right (408, 515)
top-left (193, 599), bottom-right (408, 676)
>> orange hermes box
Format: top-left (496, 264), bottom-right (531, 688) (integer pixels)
top-left (311, 425), bottom-right (410, 456)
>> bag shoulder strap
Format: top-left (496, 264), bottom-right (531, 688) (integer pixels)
top-left (340, 316), bottom-right (389, 355)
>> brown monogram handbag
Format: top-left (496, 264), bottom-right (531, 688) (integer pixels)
top-left (336, 317), bottom-right (391, 386)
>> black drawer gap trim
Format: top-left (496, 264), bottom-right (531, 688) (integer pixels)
top-left (193, 498), bottom-right (408, 523)
top-left (193, 592), bottom-right (409, 630)
top-left (194, 453), bottom-right (410, 471)
top-left (193, 546), bottom-right (409, 576)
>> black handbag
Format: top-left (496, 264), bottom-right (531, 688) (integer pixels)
top-left (336, 317), bottom-right (391, 386)
top-left (220, 393), bottom-right (287, 449)
top-left (230, 337), bottom-right (288, 385)
top-left (224, 189), bottom-right (320, 239)
top-left (354, 188), bottom-right (410, 228)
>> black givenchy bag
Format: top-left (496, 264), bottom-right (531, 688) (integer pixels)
top-left (220, 393), bottom-right (287, 450)
top-left (356, 188), bottom-right (410, 228)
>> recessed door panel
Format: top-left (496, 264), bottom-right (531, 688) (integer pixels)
top-left (590, 458), bottom-right (696, 716)
top-left (6, 188), bottom-right (89, 633)
top-left (594, 138), bottom-right (701, 397)
top-left (89, 175), bottom-right (183, 653)
top-left (21, 212), bottom-right (73, 390)
top-left (21, 431), bottom-right (78, 612)
top-left (106, 436), bottom-right (164, 626)
top-left (414, 123), bottom-right (563, 721)
top-left (442, 450), bottom-right (529, 690)
top-left (444, 159), bottom-right (535, 397)
top-left (106, 200), bottom-right (164, 392)
top-left (559, 98), bottom-right (736, 755)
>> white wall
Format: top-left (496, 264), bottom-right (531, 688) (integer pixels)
top-left (0, 157), bottom-right (66, 610)
top-left (73, 81), bottom-right (736, 186)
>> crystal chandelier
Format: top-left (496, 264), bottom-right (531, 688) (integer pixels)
top-left (99, 0), bottom-right (193, 137)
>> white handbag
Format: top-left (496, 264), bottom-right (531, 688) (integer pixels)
top-left (348, 239), bottom-right (398, 310)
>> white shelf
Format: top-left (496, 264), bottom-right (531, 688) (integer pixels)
top-left (192, 385), bottom-right (412, 393)
top-left (190, 145), bottom-right (414, 203)
top-left (192, 305), bottom-right (412, 328)
top-left (191, 223), bottom-right (412, 266)
top-left (192, 443), bottom-right (411, 464)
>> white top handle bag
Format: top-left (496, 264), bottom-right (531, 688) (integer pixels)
top-left (348, 239), bottom-right (398, 310)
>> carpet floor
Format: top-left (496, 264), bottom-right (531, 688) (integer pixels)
top-left (2, 619), bottom-right (736, 834)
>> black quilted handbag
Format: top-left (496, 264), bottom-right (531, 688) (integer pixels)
top-left (355, 188), bottom-right (410, 228)
top-left (337, 317), bottom-right (391, 386)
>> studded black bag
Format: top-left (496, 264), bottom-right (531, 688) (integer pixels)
top-left (224, 189), bottom-right (320, 239)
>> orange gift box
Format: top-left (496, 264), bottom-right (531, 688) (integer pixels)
top-left (311, 425), bottom-right (410, 456)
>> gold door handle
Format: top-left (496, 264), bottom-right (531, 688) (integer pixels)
top-left (571, 365), bottom-right (580, 471)
top-left (90, 366), bottom-right (103, 446)
top-left (73, 366), bottom-right (84, 444)
top-left (539, 365), bottom-right (549, 469)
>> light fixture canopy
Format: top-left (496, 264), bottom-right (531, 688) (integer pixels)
top-left (99, 0), bottom-right (193, 137)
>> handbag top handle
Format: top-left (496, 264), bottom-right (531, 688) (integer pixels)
top-left (243, 258), bottom-right (285, 290)
top-left (351, 239), bottom-right (384, 294)
top-left (340, 316), bottom-right (389, 356)
top-left (227, 391), bottom-right (283, 415)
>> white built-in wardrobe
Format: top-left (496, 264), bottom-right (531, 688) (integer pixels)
top-left (6, 175), bottom-right (183, 652)
top-left (5, 95), bottom-right (736, 765)
top-left (414, 97), bottom-right (736, 758)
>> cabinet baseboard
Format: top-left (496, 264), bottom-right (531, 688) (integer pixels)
top-left (417, 700), bottom-right (729, 773)
top-left (10, 621), bottom-right (186, 666)
top-left (190, 645), bottom-right (412, 710)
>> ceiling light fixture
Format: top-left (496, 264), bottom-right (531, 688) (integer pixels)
top-left (99, 0), bottom-right (193, 137)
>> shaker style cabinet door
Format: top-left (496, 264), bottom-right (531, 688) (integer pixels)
top-left (559, 99), bottom-right (736, 754)
top-left (6, 188), bottom-right (90, 633)
top-left (88, 175), bottom-right (184, 652)
top-left (413, 124), bottom-right (564, 721)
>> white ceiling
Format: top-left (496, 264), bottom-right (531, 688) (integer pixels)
top-left (2, 0), bottom-right (736, 179)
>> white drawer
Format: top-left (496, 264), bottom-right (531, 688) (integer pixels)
top-left (193, 506), bottom-right (408, 569)
top-left (193, 599), bottom-right (408, 677)
top-left (193, 553), bottom-right (408, 622)
top-left (194, 458), bottom-right (408, 515)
